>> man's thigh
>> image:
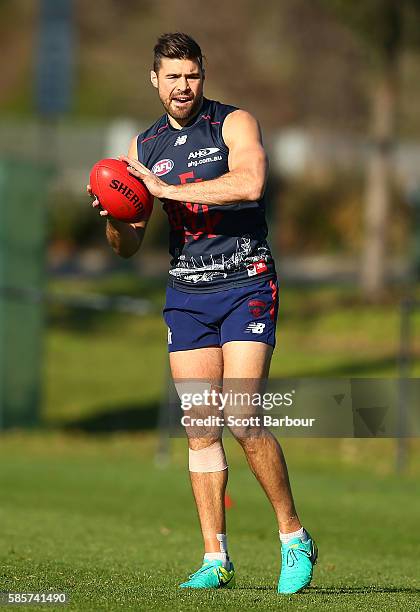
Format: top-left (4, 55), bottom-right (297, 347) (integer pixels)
top-left (169, 346), bottom-right (223, 380)
top-left (170, 347), bottom-right (224, 445)
top-left (222, 341), bottom-right (273, 379)
top-left (222, 341), bottom-right (273, 439)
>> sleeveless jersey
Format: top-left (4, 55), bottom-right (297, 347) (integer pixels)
top-left (137, 97), bottom-right (276, 292)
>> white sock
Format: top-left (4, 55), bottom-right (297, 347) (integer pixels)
top-left (204, 534), bottom-right (230, 568)
top-left (279, 527), bottom-right (309, 544)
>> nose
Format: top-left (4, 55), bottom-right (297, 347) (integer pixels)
top-left (178, 76), bottom-right (190, 92)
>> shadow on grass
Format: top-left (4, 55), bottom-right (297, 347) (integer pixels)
top-left (308, 586), bottom-right (420, 595)
top-left (56, 402), bottom-right (160, 433)
top-left (235, 585), bottom-right (420, 594)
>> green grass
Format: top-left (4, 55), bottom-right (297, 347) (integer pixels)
top-left (44, 277), bottom-right (420, 425)
top-left (10, 278), bottom-right (416, 609)
top-left (44, 276), bottom-right (168, 425)
top-left (0, 433), bottom-right (419, 611)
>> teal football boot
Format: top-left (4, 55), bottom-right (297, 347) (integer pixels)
top-left (179, 559), bottom-right (235, 589)
top-left (278, 534), bottom-right (318, 594)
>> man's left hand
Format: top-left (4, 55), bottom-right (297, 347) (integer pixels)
top-left (119, 155), bottom-right (168, 199)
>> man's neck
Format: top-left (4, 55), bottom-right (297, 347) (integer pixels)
top-left (167, 98), bottom-right (205, 130)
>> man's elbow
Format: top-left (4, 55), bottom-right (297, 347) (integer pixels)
top-left (246, 181), bottom-right (265, 202)
top-left (242, 163), bottom-right (267, 201)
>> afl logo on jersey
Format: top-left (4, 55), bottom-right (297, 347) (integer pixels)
top-left (152, 159), bottom-right (174, 176)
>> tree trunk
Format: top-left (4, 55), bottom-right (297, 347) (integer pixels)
top-left (361, 63), bottom-right (398, 299)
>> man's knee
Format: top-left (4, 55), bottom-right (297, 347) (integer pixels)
top-left (188, 439), bottom-right (228, 473)
top-left (231, 425), bottom-right (271, 450)
top-left (228, 420), bottom-right (265, 444)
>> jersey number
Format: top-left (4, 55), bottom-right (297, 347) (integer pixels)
top-left (164, 171), bottom-right (222, 241)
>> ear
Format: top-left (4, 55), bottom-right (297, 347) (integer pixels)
top-left (150, 70), bottom-right (158, 89)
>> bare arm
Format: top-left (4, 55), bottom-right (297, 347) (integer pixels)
top-left (120, 110), bottom-right (268, 206)
top-left (88, 136), bottom-right (150, 258)
top-left (105, 215), bottom-right (146, 259)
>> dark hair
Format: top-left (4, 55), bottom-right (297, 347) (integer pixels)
top-left (153, 32), bottom-right (204, 73)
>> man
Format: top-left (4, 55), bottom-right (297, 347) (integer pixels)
top-left (88, 32), bottom-right (317, 594)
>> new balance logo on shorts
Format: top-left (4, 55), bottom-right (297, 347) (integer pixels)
top-left (167, 328), bottom-right (173, 344)
top-left (244, 322), bottom-right (266, 334)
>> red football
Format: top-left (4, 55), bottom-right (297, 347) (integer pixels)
top-left (89, 158), bottom-right (153, 222)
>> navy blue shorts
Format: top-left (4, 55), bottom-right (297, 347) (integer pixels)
top-left (163, 278), bottom-right (279, 352)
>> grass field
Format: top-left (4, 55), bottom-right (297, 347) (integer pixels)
top-left (2, 278), bottom-right (419, 610)
top-left (0, 433), bottom-right (419, 611)
top-left (44, 275), bottom-right (420, 426)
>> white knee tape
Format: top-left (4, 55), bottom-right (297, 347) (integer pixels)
top-left (189, 441), bottom-right (228, 473)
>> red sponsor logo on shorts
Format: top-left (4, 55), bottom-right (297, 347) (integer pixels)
top-left (248, 299), bottom-right (267, 318)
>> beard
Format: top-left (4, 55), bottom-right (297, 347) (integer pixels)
top-left (161, 91), bottom-right (204, 123)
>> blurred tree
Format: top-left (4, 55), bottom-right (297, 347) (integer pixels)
top-left (2, 0), bottom-right (420, 263)
top-left (160, 0), bottom-right (369, 131)
top-left (322, 0), bottom-right (420, 299)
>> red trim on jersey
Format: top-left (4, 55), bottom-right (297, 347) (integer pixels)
top-left (143, 115), bottom-right (219, 144)
top-left (202, 114), bottom-right (220, 125)
top-left (141, 124), bottom-right (169, 144)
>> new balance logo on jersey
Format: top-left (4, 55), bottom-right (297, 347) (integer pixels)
top-left (174, 135), bottom-right (188, 146)
top-left (244, 322), bottom-right (266, 334)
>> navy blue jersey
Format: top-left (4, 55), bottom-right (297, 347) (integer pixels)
top-left (137, 97), bottom-right (276, 292)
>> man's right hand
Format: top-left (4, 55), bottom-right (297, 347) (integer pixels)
top-left (86, 184), bottom-right (109, 217)
top-left (86, 183), bottom-right (145, 257)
